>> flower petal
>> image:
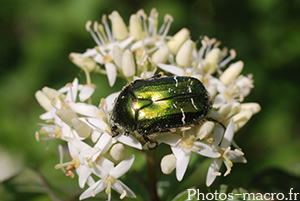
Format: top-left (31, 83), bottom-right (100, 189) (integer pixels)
top-left (69, 103), bottom-right (99, 117)
top-left (220, 118), bottom-right (234, 148)
top-left (67, 138), bottom-right (91, 157)
top-left (111, 155), bottom-right (134, 179)
top-left (213, 94), bottom-right (226, 108)
top-left (84, 117), bottom-right (107, 132)
top-left (211, 124), bottom-right (225, 147)
top-left (64, 78), bottom-right (79, 102)
top-left (93, 133), bottom-right (113, 159)
top-left (39, 109), bottom-right (56, 120)
top-left (106, 92), bottom-right (120, 111)
top-left (112, 180), bottom-right (137, 198)
top-left (105, 63), bottom-right (117, 87)
top-left (119, 36), bottom-right (135, 49)
top-left (92, 157), bottom-right (114, 178)
top-left (206, 159), bottom-right (222, 187)
top-left (81, 48), bottom-right (98, 57)
top-left (171, 146), bottom-right (190, 181)
top-left (79, 179), bottom-right (105, 200)
top-left (93, 52), bottom-right (104, 64)
top-left (157, 133), bottom-right (181, 146)
top-left (77, 165), bottom-right (92, 188)
top-left (157, 63), bottom-right (185, 76)
top-left (91, 130), bottom-right (102, 143)
top-left (79, 85), bottom-right (95, 101)
top-left (228, 150), bottom-right (247, 163)
top-left (193, 141), bottom-right (221, 158)
top-left (131, 38), bottom-right (153, 51)
top-left (115, 134), bottom-right (142, 150)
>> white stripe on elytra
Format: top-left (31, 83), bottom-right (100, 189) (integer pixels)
top-left (181, 108), bottom-right (186, 125)
top-left (191, 98), bottom-right (198, 110)
top-left (174, 76), bottom-right (178, 87)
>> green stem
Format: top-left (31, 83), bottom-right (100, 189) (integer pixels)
top-left (31, 167), bottom-right (60, 201)
top-left (146, 150), bottom-right (160, 201)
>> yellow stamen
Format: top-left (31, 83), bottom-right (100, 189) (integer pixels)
top-left (224, 91), bottom-right (232, 100)
top-left (234, 148), bottom-right (244, 156)
top-left (120, 190), bottom-right (127, 199)
top-left (182, 135), bottom-right (195, 149)
top-left (88, 160), bottom-right (94, 168)
top-left (222, 153), bottom-right (233, 168)
top-left (105, 176), bottom-right (116, 195)
top-left (55, 157), bottom-right (80, 169)
top-left (103, 54), bottom-right (112, 64)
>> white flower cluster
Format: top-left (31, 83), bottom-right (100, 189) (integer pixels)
top-left (35, 8), bottom-right (260, 200)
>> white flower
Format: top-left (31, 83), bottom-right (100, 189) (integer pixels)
top-left (35, 87), bottom-right (61, 112)
top-left (79, 133), bottom-right (113, 167)
top-left (55, 139), bottom-right (95, 188)
top-left (79, 155), bottom-right (136, 200)
top-left (232, 102), bottom-right (261, 132)
top-left (157, 36), bottom-right (236, 78)
top-left (206, 119), bottom-right (247, 187)
top-left (158, 128), bottom-right (220, 181)
top-left (72, 9), bottom-right (177, 85)
top-left (36, 78), bottom-right (97, 141)
top-left (215, 78), bottom-right (253, 108)
top-left (35, 8), bottom-right (262, 199)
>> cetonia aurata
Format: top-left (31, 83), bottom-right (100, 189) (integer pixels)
top-left (109, 75), bottom-right (214, 148)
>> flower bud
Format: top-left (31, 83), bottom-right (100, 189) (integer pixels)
top-left (110, 11), bottom-right (128, 41)
top-left (129, 14), bottom-right (143, 41)
top-left (69, 52), bottom-right (97, 72)
top-left (218, 102), bottom-right (240, 119)
top-left (35, 90), bottom-right (53, 111)
top-left (196, 121), bottom-right (215, 140)
top-left (176, 39), bottom-right (194, 67)
top-left (122, 49), bottom-right (136, 77)
top-left (110, 143), bottom-right (126, 162)
top-left (203, 48), bottom-right (221, 74)
top-left (161, 154), bottom-right (176, 174)
top-left (55, 108), bottom-right (78, 126)
top-left (206, 84), bottom-right (217, 100)
top-left (232, 110), bottom-right (253, 132)
top-left (42, 87), bottom-right (62, 101)
top-left (152, 45), bottom-right (170, 64)
top-left (167, 28), bottom-right (190, 55)
top-left (112, 45), bottom-right (123, 69)
top-left (240, 103), bottom-right (261, 114)
top-left (220, 61), bottom-right (244, 85)
top-left (71, 118), bottom-right (92, 138)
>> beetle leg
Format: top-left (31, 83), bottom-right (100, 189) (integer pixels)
top-left (124, 131), bottom-right (130, 136)
top-left (142, 135), bottom-right (158, 150)
top-left (148, 141), bottom-right (158, 150)
top-left (111, 125), bottom-right (120, 137)
top-left (206, 117), bottom-right (226, 129)
top-left (150, 73), bottom-right (163, 79)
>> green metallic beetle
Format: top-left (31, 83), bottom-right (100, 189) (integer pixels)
top-left (110, 75), bottom-right (213, 147)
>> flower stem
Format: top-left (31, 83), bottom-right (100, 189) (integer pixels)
top-left (146, 150), bottom-right (160, 201)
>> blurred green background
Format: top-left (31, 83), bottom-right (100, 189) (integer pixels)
top-left (1, 0), bottom-right (300, 200)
